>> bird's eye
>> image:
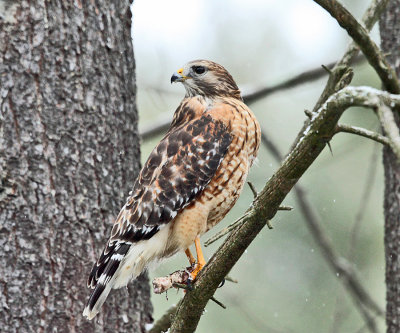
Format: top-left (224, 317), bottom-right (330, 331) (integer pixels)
top-left (193, 66), bottom-right (206, 75)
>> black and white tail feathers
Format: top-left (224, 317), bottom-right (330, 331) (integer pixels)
top-left (83, 241), bottom-right (131, 320)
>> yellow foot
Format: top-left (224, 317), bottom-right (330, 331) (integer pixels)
top-left (189, 236), bottom-right (206, 281)
top-left (190, 262), bottom-right (205, 281)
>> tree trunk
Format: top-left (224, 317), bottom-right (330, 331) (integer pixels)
top-left (0, 1), bottom-right (152, 332)
top-left (380, 2), bottom-right (400, 332)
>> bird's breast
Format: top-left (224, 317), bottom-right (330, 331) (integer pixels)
top-left (200, 99), bottom-right (261, 229)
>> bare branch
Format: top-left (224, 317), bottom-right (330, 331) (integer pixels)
top-left (336, 123), bottom-right (390, 146)
top-left (247, 181), bottom-right (258, 198)
top-left (314, 0), bottom-right (400, 94)
top-left (278, 205), bottom-right (293, 211)
top-left (292, 0), bottom-right (389, 150)
top-left (338, 0), bottom-right (390, 66)
top-left (204, 212), bottom-right (252, 247)
top-left (243, 56), bottom-right (363, 105)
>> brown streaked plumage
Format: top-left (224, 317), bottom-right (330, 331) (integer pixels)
top-left (83, 60), bottom-right (261, 320)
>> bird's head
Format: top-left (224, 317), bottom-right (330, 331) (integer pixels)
top-left (171, 60), bottom-right (241, 100)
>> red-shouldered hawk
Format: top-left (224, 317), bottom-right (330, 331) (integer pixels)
top-left (83, 60), bottom-right (261, 320)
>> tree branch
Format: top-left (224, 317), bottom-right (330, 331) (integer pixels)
top-left (313, 0), bottom-right (400, 94)
top-left (335, 123), bottom-right (390, 146)
top-left (292, 0), bottom-right (389, 150)
top-left (377, 102), bottom-right (400, 161)
top-left (243, 55), bottom-right (364, 105)
top-left (169, 86), bottom-right (400, 332)
top-left (338, 0), bottom-right (390, 66)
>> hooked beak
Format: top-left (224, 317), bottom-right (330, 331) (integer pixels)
top-left (171, 68), bottom-right (189, 83)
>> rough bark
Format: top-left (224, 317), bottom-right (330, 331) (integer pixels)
top-left (0, 1), bottom-right (152, 332)
top-left (380, 2), bottom-right (400, 332)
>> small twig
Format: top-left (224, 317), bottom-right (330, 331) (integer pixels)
top-left (172, 283), bottom-right (226, 309)
top-left (327, 141), bottom-right (334, 156)
top-left (204, 212), bottom-right (252, 247)
top-left (336, 123), bottom-right (390, 146)
top-left (265, 220), bottom-right (273, 230)
top-left (210, 297), bottom-right (226, 309)
top-left (247, 182), bottom-right (258, 198)
top-left (304, 109), bottom-right (315, 118)
top-left (225, 276), bottom-right (238, 283)
top-left (277, 205), bottom-right (293, 211)
top-left (321, 64), bottom-right (333, 74)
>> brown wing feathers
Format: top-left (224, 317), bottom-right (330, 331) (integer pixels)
top-left (87, 114), bottom-right (232, 288)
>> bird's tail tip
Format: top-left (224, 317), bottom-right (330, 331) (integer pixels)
top-left (83, 242), bottom-right (133, 320)
top-left (82, 305), bottom-right (98, 321)
top-left (83, 282), bottom-right (111, 321)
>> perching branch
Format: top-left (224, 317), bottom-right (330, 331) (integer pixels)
top-left (169, 86), bottom-right (400, 333)
top-left (313, 0), bottom-right (400, 94)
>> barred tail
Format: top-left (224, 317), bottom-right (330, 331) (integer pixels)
top-left (83, 242), bottom-right (131, 320)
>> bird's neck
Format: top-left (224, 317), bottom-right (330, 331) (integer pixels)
top-left (169, 94), bottom-right (242, 132)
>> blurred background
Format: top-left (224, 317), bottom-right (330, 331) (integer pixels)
top-left (131, 0), bottom-right (384, 332)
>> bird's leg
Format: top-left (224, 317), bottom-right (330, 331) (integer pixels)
top-left (190, 236), bottom-right (206, 281)
top-left (185, 248), bottom-right (196, 266)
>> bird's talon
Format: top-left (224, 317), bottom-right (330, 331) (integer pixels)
top-left (189, 262), bottom-right (204, 281)
top-left (218, 278), bottom-right (225, 288)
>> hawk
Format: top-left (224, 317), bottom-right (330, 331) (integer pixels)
top-left (83, 60), bottom-right (261, 319)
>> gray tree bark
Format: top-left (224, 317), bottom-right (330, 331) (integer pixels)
top-left (0, 1), bottom-right (153, 332)
top-left (380, 2), bottom-right (400, 332)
